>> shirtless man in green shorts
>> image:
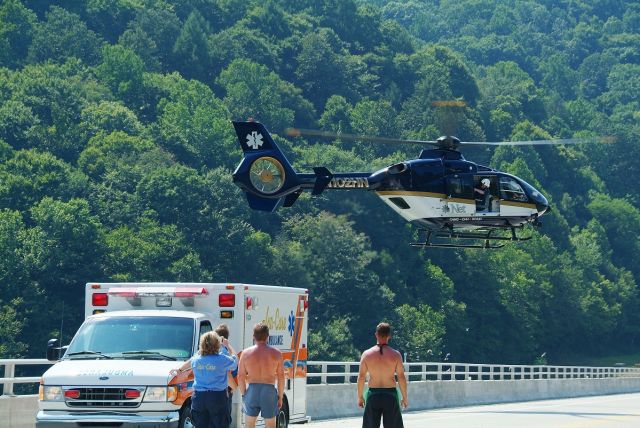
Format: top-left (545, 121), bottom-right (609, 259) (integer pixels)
top-left (357, 322), bottom-right (408, 428)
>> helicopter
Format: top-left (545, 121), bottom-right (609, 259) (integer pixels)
top-left (231, 120), bottom-right (595, 249)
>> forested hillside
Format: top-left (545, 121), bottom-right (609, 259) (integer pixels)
top-left (0, 0), bottom-right (639, 364)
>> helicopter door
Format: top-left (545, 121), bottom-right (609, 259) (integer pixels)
top-left (443, 175), bottom-right (475, 217)
top-left (473, 175), bottom-right (498, 214)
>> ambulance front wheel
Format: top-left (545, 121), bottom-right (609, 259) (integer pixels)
top-left (179, 404), bottom-right (194, 428)
top-left (276, 398), bottom-right (289, 428)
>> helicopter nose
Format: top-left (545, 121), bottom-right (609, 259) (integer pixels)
top-left (536, 195), bottom-right (550, 216)
top-left (537, 203), bottom-right (550, 215)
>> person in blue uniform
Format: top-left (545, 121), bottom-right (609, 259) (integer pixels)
top-left (172, 331), bottom-right (237, 428)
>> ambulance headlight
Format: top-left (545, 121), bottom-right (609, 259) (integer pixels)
top-left (41, 386), bottom-right (64, 401)
top-left (144, 386), bottom-right (178, 402)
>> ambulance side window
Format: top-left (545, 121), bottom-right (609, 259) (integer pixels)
top-left (199, 321), bottom-right (212, 337)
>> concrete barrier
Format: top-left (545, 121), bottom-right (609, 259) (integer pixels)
top-left (6, 378), bottom-right (640, 427)
top-left (0, 395), bottom-right (39, 428)
top-left (307, 377), bottom-right (640, 420)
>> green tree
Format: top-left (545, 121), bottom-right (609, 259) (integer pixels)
top-left (0, 0), bottom-right (37, 68)
top-left (270, 212), bottom-right (388, 346)
top-left (3, 60), bottom-right (111, 160)
top-left (208, 25), bottom-right (281, 77)
top-left (118, 26), bottom-right (162, 71)
top-left (349, 98), bottom-right (398, 158)
top-left (0, 100), bottom-right (39, 150)
top-left (0, 209), bottom-right (28, 298)
top-left (0, 150), bottom-right (88, 212)
top-left (28, 6), bottom-right (103, 65)
top-left (295, 28), bottom-right (358, 108)
top-left (308, 317), bottom-right (360, 360)
top-left (479, 61), bottom-right (538, 117)
top-left (78, 131), bottom-right (169, 189)
top-left (604, 63), bottom-right (640, 106)
top-left (79, 101), bottom-right (144, 143)
top-left (319, 95), bottom-right (353, 133)
top-left (156, 78), bottom-right (234, 168)
top-left (95, 44), bottom-right (145, 106)
top-left (21, 197), bottom-right (106, 344)
top-left (105, 217), bottom-right (207, 282)
top-left (244, 0), bottom-right (292, 40)
top-left (0, 301), bottom-right (27, 358)
top-left (578, 52), bottom-right (618, 99)
top-left (85, 0), bottom-right (140, 43)
top-left (393, 304), bottom-right (445, 361)
top-left (136, 164), bottom-right (209, 231)
top-left (172, 10), bottom-right (212, 81)
top-left (588, 194), bottom-right (640, 279)
top-left (126, 7), bottom-right (181, 71)
top-left (218, 59), bottom-right (314, 131)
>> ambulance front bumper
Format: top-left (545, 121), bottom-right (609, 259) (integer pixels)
top-left (35, 410), bottom-right (180, 428)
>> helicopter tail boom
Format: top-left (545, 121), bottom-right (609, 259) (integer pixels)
top-left (232, 121), bottom-right (374, 212)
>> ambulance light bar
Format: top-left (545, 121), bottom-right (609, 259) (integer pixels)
top-left (108, 287), bottom-right (209, 298)
top-left (107, 287), bottom-right (209, 307)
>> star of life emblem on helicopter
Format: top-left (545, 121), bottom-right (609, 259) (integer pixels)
top-left (246, 131), bottom-right (264, 149)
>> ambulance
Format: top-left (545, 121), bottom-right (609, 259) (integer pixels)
top-left (36, 282), bottom-right (309, 428)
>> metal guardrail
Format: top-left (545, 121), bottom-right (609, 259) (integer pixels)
top-left (3, 359), bottom-right (640, 396)
top-left (306, 361), bottom-right (640, 384)
top-left (0, 359), bottom-right (54, 396)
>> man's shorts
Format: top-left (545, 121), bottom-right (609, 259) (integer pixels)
top-left (242, 383), bottom-right (278, 419)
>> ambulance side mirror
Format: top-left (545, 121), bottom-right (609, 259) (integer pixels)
top-left (46, 338), bottom-right (62, 361)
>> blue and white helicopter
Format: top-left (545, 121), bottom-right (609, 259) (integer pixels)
top-left (230, 120), bottom-right (589, 248)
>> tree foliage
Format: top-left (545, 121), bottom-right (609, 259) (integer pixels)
top-left (0, 0), bottom-right (639, 365)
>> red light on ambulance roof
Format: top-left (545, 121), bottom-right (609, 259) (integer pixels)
top-left (124, 389), bottom-right (141, 399)
top-left (91, 284), bottom-right (101, 289)
top-left (108, 288), bottom-right (137, 297)
top-left (219, 293), bottom-right (235, 307)
top-left (226, 285), bottom-right (235, 290)
top-left (92, 293), bottom-right (108, 306)
top-left (64, 390), bottom-right (80, 399)
top-left (175, 287), bottom-right (208, 298)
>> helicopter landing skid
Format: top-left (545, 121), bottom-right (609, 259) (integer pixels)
top-left (411, 227), bottom-right (532, 249)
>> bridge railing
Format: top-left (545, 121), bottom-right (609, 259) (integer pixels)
top-left (0, 359), bottom-right (54, 396)
top-left (3, 359), bottom-right (640, 395)
top-left (306, 361), bottom-right (640, 384)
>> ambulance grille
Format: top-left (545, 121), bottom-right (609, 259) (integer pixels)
top-left (66, 387), bottom-right (142, 408)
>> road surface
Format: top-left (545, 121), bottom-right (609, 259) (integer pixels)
top-left (307, 392), bottom-right (640, 427)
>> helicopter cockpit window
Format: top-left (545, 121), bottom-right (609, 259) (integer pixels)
top-left (446, 176), bottom-right (473, 198)
top-left (499, 177), bottom-right (527, 202)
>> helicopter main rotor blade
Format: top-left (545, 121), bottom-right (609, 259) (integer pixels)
top-left (286, 128), bottom-right (616, 148)
top-left (461, 136), bottom-right (615, 146)
top-left (285, 128), bottom-right (439, 146)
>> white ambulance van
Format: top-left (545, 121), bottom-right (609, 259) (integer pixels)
top-left (36, 282), bottom-right (309, 428)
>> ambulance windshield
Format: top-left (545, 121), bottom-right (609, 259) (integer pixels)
top-left (64, 316), bottom-right (194, 360)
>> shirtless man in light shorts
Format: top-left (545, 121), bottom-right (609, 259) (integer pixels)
top-left (357, 322), bottom-right (408, 428)
top-left (238, 322), bottom-right (284, 428)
